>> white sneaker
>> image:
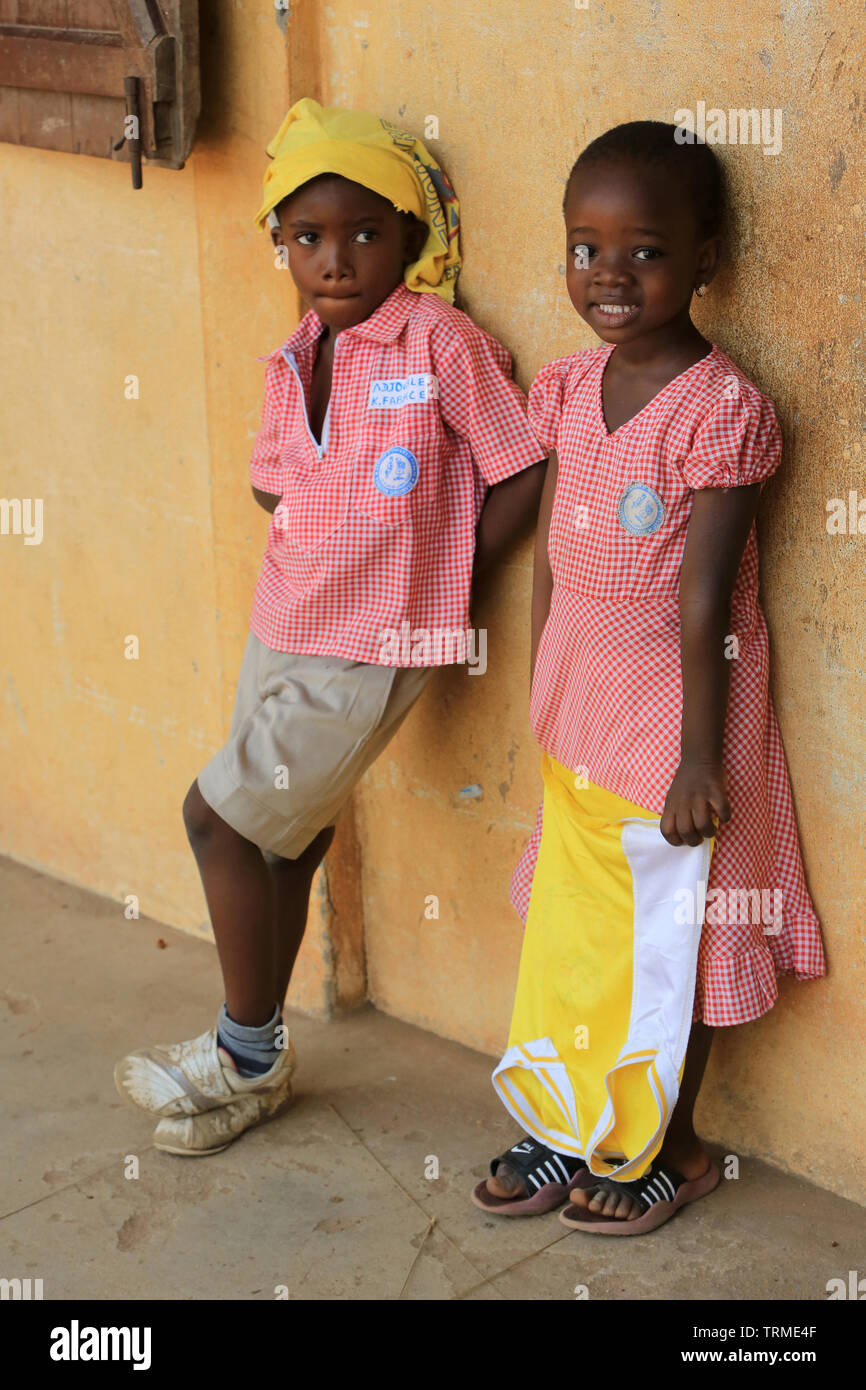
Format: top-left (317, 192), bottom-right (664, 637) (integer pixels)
top-left (152, 1082), bottom-right (295, 1156)
top-left (114, 1025), bottom-right (296, 1119)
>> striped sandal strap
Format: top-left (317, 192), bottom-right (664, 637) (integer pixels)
top-left (491, 1137), bottom-right (585, 1191)
top-left (588, 1161), bottom-right (685, 1214)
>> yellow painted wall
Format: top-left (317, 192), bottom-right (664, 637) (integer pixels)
top-left (1, 1), bottom-right (863, 1200)
top-left (0, 4), bottom-right (348, 1013)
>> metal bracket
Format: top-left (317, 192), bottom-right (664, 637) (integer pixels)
top-left (112, 75), bottom-right (143, 188)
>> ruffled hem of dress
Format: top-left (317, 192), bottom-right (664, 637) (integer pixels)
top-left (764, 917), bottom-right (827, 980)
top-left (692, 928), bottom-right (826, 1027)
top-left (692, 947), bottom-right (778, 1026)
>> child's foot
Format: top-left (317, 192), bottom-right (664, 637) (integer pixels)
top-left (471, 1137), bottom-right (591, 1215)
top-left (114, 1025), bottom-right (296, 1118)
top-left (486, 1167), bottom-right (523, 1199)
top-left (568, 1138), bottom-right (714, 1223)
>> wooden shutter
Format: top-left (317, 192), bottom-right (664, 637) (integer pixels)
top-left (0, 1), bottom-right (200, 181)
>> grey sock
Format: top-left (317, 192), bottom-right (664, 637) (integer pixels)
top-left (217, 1003), bottom-right (282, 1077)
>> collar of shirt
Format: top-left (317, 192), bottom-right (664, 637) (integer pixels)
top-left (255, 282), bottom-right (419, 364)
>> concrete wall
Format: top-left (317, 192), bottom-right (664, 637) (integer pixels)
top-left (1, 1), bottom-right (863, 1201)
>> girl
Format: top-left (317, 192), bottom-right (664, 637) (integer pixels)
top-left (472, 122), bottom-right (825, 1234)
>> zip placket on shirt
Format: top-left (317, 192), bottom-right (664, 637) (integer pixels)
top-left (281, 341), bottom-right (339, 462)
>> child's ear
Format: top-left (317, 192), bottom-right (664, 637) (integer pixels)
top-left (403, 216), bottom-right (428, 266)
top-left (267, 209), bottom-right (285, 250)
top-left (696, 234), bottom-right (723, 288)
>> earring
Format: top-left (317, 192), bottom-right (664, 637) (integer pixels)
top-left (695, 283), bottom-right (707, 297)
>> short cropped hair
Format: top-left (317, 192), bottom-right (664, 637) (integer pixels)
top-left (564, 120), bottom-right (726, 239)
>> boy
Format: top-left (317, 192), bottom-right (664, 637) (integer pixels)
top-left (114, 100), bottom-right (546, 1155)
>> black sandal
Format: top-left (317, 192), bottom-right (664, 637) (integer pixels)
top-left (470, 1136), bottom-right (591, 1216)
top-left (558, 1159), bottom-right (721, 1235)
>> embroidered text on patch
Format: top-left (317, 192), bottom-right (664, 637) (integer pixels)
top-left (369, 374), bottom-right (439, 409)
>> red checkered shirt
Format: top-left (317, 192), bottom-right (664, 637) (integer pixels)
top-left (248, 283), bottom-right (543, 664)
top-left (510, 344), bottom-right (825, 1026)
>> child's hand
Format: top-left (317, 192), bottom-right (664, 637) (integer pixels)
top-left (660, 760), bottom-right (731, 847)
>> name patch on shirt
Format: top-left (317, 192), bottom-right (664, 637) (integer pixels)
top-left (374, 446), bottom-right (419, 496)
top-left (617, 483), bottom-right (665, 536)
top-left (368, 374), bottom-right (439, 409)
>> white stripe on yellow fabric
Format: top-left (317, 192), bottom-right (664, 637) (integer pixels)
top-left (496, 1068), bottom-right (585, 1157)
top-left (492, 757), bottom-right (712, 1184)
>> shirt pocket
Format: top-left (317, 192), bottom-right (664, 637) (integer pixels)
top-left (350, 405), bottom-right (443, 528)
top-left (272, 455), bottom-right (349, 555)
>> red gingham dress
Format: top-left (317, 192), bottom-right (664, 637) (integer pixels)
top-left (248, 283), bottom-right (543, 663)
top-left (511, 344), bottom-right (826, 1026)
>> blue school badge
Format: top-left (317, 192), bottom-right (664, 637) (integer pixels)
top-left (617, 483), bottom-right (665, 536)
top-left (374, 446), bottom-right (419, 496)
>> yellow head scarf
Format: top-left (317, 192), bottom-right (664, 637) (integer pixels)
top-left (254, 98), bottom-right (461, 302)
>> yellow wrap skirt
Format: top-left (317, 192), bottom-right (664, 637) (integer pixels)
top-left (493, 755), bottom-right (712, 1182)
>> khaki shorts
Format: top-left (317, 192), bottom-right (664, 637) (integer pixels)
top-left (197, 632), bottom-right (432, 859)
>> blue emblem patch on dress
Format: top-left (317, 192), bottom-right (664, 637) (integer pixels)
top-left (617, 483), bottom-right (665, 536)
top-left (373, 446), bottom-right (419, 497)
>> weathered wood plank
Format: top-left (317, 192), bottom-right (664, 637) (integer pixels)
top-left (71, 87), bottom-right (124, 154)
top-left (0, 80), bottom-right (21, 140)
top-left (17, 2), bottom-right (68, 24)
top-left (0, 35), bottom-right (125, 94)
top-left (17, 85), bottom-right (73, 149)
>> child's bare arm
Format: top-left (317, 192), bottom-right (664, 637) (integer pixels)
top-left (529, 450), bottom-right (558, 685)
top-left (471, 458), bottom-right (546, 594)
top-left (661, 482), bottom-right (762, 846)
top-left (252, 486), bottom-right (281, 513)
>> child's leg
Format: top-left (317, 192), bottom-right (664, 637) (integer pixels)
top-left (268, 826), bottom-right (335, 1007)
top-left (183, 780), bottom-right (280, 1024)
top-left (114, 652), bottom-right (431, 1154)
top-left (569, 1021), bottom-right (715, 1220)
top-left (182, 781), bottom-right (333, 1023)
top-left (660, 1020), bottom-right (714, 1169)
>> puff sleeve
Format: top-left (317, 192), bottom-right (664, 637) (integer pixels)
top-left (681, 380), bottom-right (782, 490)
top-left (526, 357), bottom-right (571, 454)
top-left (527, 351), bottom-right (599, 454)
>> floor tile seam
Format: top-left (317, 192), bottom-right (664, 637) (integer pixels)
top-left (456, 1230), bottom-right (574, 1300)
top-left (0, 1149), bottom-right (156, 1224)
top-left (326, 1102), bottom-right (491, 1290)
